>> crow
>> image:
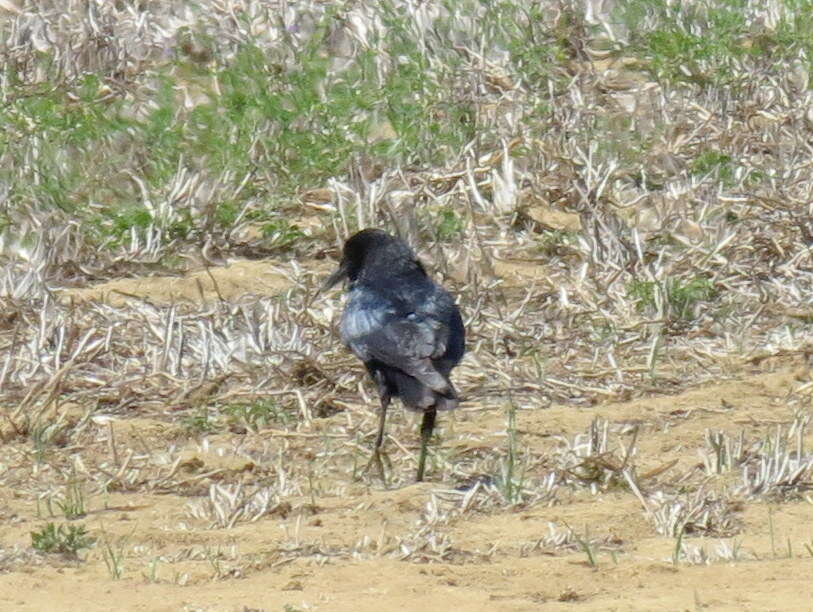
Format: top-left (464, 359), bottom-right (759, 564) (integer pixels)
top-left (322, 229), bottom-right (465, 482)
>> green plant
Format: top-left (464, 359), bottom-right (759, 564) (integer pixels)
top-left (536, 230), bottom-right (576, 257)
top-left (143, 557), bottom-right (161, 583)
top-left (223, 399), bottom-right (292, 431)
top-left (31, 522), bottom-right (94, 556)
top-left (204, 545), bottom-right (225, 580)
top-left (47, 469), bottom-right (88, 520)
top-left (573, 526), bottom-right (597, 568)
top-left (627, 279), bottom-right (657, 313)
top-left (691, 150), bottom-right (734, 184)
top-left (672, 525), bottom-right (685, 566)
top-left (491, 1), bottom-right (568, 91)
top-left (496, 401), bottom-right (526, 504)
top-left (261, 219), bottom-right (305, 250)
top-left (99, 528), bottom-right (127, 580)
top-left (28, 419), bottom-right (69, 462)
top-left (4, 3), bottom-right (516, 260)
top-left (618, 0), bottom-right (749, 85)
top-left (435, 207), bottom-right (464, 241)
top-left (588, 318), bottom-right (617, 344)
top-left (182, 405), bottom-right (217, 434)
top-left (627, 277), bottom-right (717, 322)
top-left (667, 278), bottom-right (717, 319)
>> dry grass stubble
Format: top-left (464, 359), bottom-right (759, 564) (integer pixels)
top-left (2, 0), bottom-right (813, 609)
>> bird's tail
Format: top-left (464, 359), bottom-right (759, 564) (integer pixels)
top-left (433, 389), bottom-right (458, 411)
top-left (393, 371), bottom-right (458, 412)
top-left (433, 377), bottom-right (458, 411)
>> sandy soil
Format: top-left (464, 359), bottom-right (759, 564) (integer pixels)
top-left (2, 347), bottom-right (812, 611)
top-left (62, 260), bottom-right (296, 307)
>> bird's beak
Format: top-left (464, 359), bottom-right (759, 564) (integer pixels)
top-left (318, 261), bottom-right (348, 295)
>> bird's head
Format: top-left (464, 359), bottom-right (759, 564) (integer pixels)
top-left (321, 228), bottom-right (417, 291)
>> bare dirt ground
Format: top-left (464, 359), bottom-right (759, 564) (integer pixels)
top-left (2, 364), bottom-right (812, 612)
top-left (1, 271), bottom-right (812, 612)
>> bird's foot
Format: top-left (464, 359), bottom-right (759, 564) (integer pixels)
top-left (360, 448), bottom-right (389, 485)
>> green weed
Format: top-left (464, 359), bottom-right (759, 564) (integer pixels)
top-left (52, 471), bottom-right (87, 520)
top-left (536, 230), bottom-right (577, 257)
top-left (223, 399), bottom-right (292, 431)
top-left (435, 207), bottom-right (465, 241)
top-left (672, 524), bottom-right (685, 566)
top-left (572, 525), bottom-right (598, 568)
top-left (99, 528), bottom-right (127, 580)
top-left (261, 219), bottom-right (305, 250)
top-left (492, 2), bottom-right (568, 90)
top-left (618, 0), bottom-right (749, 85)
top-left (27, 419), bottom-right (69, 461)
top-left (627, 277), bottom-right (717, 322)
top-left (31, 522), bottom-right (94, 557)
top-left (496, 401), bottom-right (526, 504)
top-left (691, 150), bottom-right (734, 184)
top-left (182, 406), bottom-right (217, 434)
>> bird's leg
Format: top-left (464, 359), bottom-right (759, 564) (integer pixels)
top-left (362, 393), bottom-right (389, 483)
top-left (416, 407), bottom-right (437, 482)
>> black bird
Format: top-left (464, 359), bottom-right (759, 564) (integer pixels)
top-left (322, 229), bottom-right (465, 481)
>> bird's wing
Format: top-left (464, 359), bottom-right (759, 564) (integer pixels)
top-left (341, 295), bottom-right (452, 394)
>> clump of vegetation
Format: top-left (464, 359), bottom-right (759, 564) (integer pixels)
top-left (31, 523), bottom-right (94, 557)
top-left (223, 399), bottom-right (292, 432)
top-left (627, 277), bottom-right (717, 322)
top-left (261, 219), bottom-right (305, 250)
top-left (691, 150), bottom-right (734, 184)
top-left (435, 207), bottom-right (465, 241)
top-left (181, 406), bottom-right (218, 434)
top-left (536, 230), bottom-right (577, 257)
top-left (53, 475), bottom-right (87, 520)
top-left (619, 0), bottom-right (748, 85)
top-left (99, 530), bottom-right (127, 580)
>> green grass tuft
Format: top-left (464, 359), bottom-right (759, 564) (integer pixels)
top-left (628, 276), bottom-right (717, 322)
top-left (31, 523), bottom-right (94, 557)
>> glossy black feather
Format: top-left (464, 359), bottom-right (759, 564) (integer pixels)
top-left (330, 229), bottom-right (465, 412)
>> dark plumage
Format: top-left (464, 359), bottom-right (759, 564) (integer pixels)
top-left (322, 229), bottom-right (465, 481)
